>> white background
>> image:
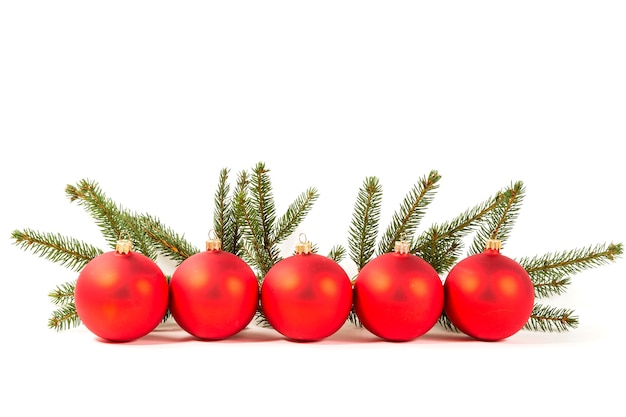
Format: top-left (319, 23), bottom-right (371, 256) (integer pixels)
top-left (1, 1), bottom-right (625, 416)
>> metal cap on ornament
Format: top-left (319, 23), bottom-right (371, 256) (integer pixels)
top-left (485, 239), bottom-right (502, 251)
top-left (295, 233), bottom-right (312, 254)
top-left (394, 240), bottom-right (410, 254)
top-left (115, 232), bottom-right (133, 255)
top-left (206, 230), bottom-right (222, 251)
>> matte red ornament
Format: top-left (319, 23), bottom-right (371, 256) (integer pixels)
top-left (353, 240), bottom-right (444, 341)
top-left (443, 239), bottom-right (535, 341)
top-left (169, 237), bottom-right (259, 340)
top-left (74, 237), bottom-right (169, 342)
top-left (260, 237), bottom-right (353, 342)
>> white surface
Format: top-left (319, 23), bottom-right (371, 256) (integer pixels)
top-left (1, 2), bottom-right (625, 416)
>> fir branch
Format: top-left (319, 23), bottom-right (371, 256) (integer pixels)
top-left (348, 309), bottom-right (362, 327)
top-left (140, 214), bottom-right (200, 265)
top-left (377, 170), bottom-right (441, 255)
top-left (65, 179), bottom-right (156, 259)
top-left (217, 169), bottom-right (249, 257)
top-left (213, 168), bottom-right (234, 253)
top-left (228, 171), bottom-right (248, 257)
top-left (48, 303), bottom-right (80, 331)
top-left (252, 162), bottom-right (277, 251)
top-left (249, 162), bottom-right (281, 270)
top-left (234, 170), bottom-right (276, 276)
top-left (272, 187), bottom-right (319, 245)
top-left (48, 280), bottom-right (76, 305)
top-left (519, 242), bottom-right (623, 281)
top-left (65, 179), bottom-right (126, 249)
top-left (348, 176), bottom-right (383, 271)
top-left (531, 275), bottom-right (572, 298)
top-left (468, 181), bottom-right (525, 256)
top-left (254, 309), bottom-right (271, 327)
top-left (328, 244), bottom-right (347, 263)
top-left (414, 187), bottom-right (507, 274)
top-left (11, 229), bottom-right (103, 272)
top-left (437, 311), bottom-right (460, 333)
top-left (524, 304), bottom-right (579, 332)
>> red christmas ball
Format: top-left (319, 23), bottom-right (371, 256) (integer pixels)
top-left (169, 239), bottom-right (259, 340)
top-left (353, 241), bottom-right (444, 341)
top-left (260, 240), bottom-right (353, 342)
top-left (74, 238), bottom-right (169, 342)
top-left (443, 239), bottom-right (535, 341)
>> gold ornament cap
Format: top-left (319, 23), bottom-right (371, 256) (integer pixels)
top-left (115, 232), bottom-right (133, 254)
top-left (394, 240), bottom-right (410, 254)
top-left (295, 233), bottom-right (312, 254)
top-left (485, 239), bottom-right (502, 251)
top-left (206, 230), bottom-right (222, 251)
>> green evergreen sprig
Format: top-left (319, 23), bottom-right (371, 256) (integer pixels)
top-left (437, 311), bottom-right (458, 333)
top-left (214, 168), bottom-right (244, 256)
top-left (233, 166), bottom-right (276, 277)
top-left (66, 179), bottom-right (156, 259)
top-left (519, 243), bottom-right (623, 298)
top-left (10, 229), bottom-right (103, 272)
top-left (327, 244), bottom-right (347, 263)
top-left (48, 303), bottom-right (80, 332)
top-left (47, 281), bottom-right (80, 331)
top-left (376, 170), bottom-right (441, 256)
top-left (468, 181), bottom-right (525, 256)
top-left (48, 280), bottom-right (76, 305)
top-left (524, 304), bottom-right (579, 332)
top-left (348, 176), bottom-right (383, 272)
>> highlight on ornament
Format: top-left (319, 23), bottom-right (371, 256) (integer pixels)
top-left (10, 162), bottom-right (623, 343)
